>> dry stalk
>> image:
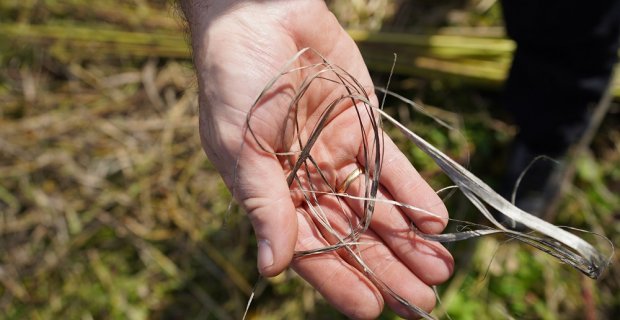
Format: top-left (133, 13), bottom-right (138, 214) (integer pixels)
top-left (239, 48), bottom-right (613, 319)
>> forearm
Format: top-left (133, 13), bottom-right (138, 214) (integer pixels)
top-left (178, 0), bottom-right (298, 28)
top-left (177, 0), bottom-right (224, 22)
top-left (177, 0), bottom-right (221, 38)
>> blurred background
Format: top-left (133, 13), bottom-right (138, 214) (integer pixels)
top-left (1, 0), bottom-right (619, 319)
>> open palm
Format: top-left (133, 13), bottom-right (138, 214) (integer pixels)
top-left (183, 0), bottom-right (453, 318)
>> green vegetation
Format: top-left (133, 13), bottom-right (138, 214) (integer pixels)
top-left (1, 1), bottom-right (618, 319)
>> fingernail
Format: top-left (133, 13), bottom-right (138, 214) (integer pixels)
top-left (258, 239), bottom-right (274, 271)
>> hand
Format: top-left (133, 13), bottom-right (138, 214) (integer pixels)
top-left (181, 1), bottom-right (453, 318)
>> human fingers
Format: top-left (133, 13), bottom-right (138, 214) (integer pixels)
top-left (360, 135), bottom-right (450, 234)
top-left (231, 151), bottom-right (299, 277)
top-left (307, 194), bottom-right (438, 318)
top-left (339, 163), bottom-right (454, 285)
top-left (355, 230), bottom-right (438, 318)
top-left (292, 209), bottom-right (384, 320)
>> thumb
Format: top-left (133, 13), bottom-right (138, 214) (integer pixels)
top-left (234, 155), bottom-right (298, 277)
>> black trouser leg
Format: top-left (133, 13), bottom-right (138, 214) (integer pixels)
top-left (502, 0), bottom-right (620, 156)
top-left (498, 0), bottom-right (620, 220)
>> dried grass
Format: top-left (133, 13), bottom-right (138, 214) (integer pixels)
top-left (240, 48), bottom-right (612, 319)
